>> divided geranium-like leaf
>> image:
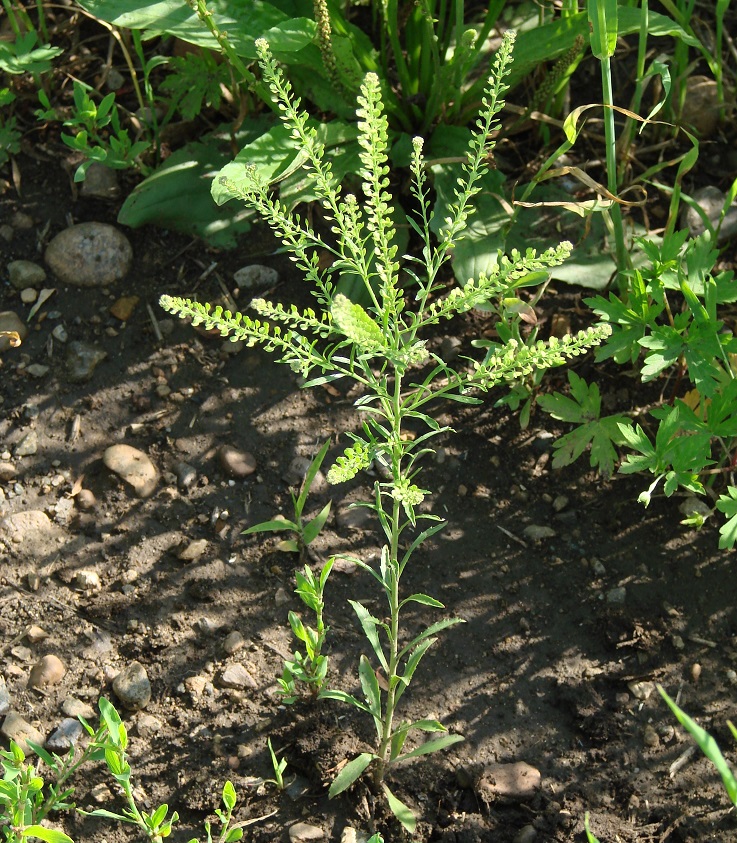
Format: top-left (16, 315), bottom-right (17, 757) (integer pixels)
top-left (328, 752), bottom-right (376, 797)
top-left (716, 487), bottom-right (737, 550)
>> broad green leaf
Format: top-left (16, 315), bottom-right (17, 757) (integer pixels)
top-left (382, 784), bottom-right (416, 833)
top-left (587, 0), bottom-right (618, 60)
top-left (659, 685), bottom-right (737, 806)
top-left (395, 732), bottom-right (464, 761)
top-left (222, 781), bottom-right (237, 811)
top-left (328, 753), bottom-right (376, 797)
top-left (21, 827), bottom-right (73, 843)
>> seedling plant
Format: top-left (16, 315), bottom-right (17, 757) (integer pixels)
top-left (161, 32), bottom-right (611, 830)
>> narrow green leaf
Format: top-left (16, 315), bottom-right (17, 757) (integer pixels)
top-left (319, 689), bottom-right (373, 716)
top-left (329, 753), bottom-right (376, 797)
top-left (21, 827), bottom-right (73, 843)
top-left (349, 600), bottom-right (389, 672)
top-left (395, 733), bottom-right (464, 761)
top-left (382, 783), bottom-right (416, 833)
top-left (296, 439), bottom-right (331, 514)
top-left (587, 0), bottom-right (618, 60)
top-left (302, 501), bottom-right (331, 545)
top-left (399, 593), bottom-right (444, 609)
top-left (242, 519), bottom-right (296, 535)
top-left (358, 655), bottom-right (382, 723)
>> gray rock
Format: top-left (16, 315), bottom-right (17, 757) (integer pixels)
top-left (513, 825), bottom-right (537, 843)
top-left (103, 444), bottom-right (158, 498)
top-left (1, 712), bottom-right (45, 754)
top-left (522, 524), bottom-right (556, 541)
top-left (477, 762), bottom-right (541, 804)
top-left (74, 569), bottom-right (102, 591)
top-left (284, 456), bottom-right (327, 493)
top-left (606, 586), bottom-right (627, 605)
top-left (25, 364), bottom-right (50, 378)
top-left (61, 696), bottom-right (95, 720)
top-left (218, 445), bottom-right (256, 479)
top-left (0, 311), bottom-right (28, 352)
top-left (80, 163), bottom-right (121, 200)
top-left (20, 288), bottom-right (38, 304)
top-left (233, 264), bottom-right (279, 290)
top-left (223, 630), bottom-right (245, 655)
top-left (113, 661), bottom-right (152, 710)
top-left (683, 185), bottom-right (737, 244)
top-left (46, 718), bottom-right (84, 753)
top-left (45, 222), bottom-right (133, 287)
top-left (29, 654), bottom-right (66, 688)
top-left (174, 461), bottom-right (197, 489)
top-left (177, 539), bottom-right (208, 561)
top-left (220, 663), bottom-right (257, 690)
top-left (135, 714), bottom-right (162, 738)
top-left (66, 341), bottom-right (107, 383)
top-left (336, 504), bottom-right (372, 530)
top-left (289, 822), bottom-right (325, 842)
top-left (0, 676), bottom-right (10, 715)
top-left (8, 260), bottom-right (46, 290)
top-left (14, 430), bottom-right (38, 457)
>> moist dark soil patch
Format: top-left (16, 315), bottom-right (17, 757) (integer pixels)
top-left (2, 153), bottom-right (737, 843)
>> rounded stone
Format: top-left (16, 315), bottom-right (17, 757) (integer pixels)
top-left (29, 654), bottom-right (66, 688)
top-left (0, 311), bottom-right (28, 352)
top-left (103, 444), bottom-right (158, 498)
top-left (45, 222), bottom-right (133, 287)
top-left (8, 260), bottom-right (46, 290)
top-left (113, 661), bottom-right (152, 710)
top-left (218, 445), bottom-right (256, 479)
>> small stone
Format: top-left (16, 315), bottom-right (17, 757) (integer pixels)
top-left (177, 539), bottom-right (208, 561)
top-left (8, 260), bottom-right (46, 290)
top-left (678, 496), bottom-right (712, 521)
top-left (61, 697), bottom-right (95, 720)
top-left (52, 324), bottom-right (68, 343)
top-left (104, 444), bottom-right (158, 498)
top-left (283, 456), bottom-right (327, 492)
top-left (110, 295), bottom-right (139, 321)
top-left (66, 341), bottom-right (107, 383)
top-left (220, 663), bottom-right (257, 690)
top-left (275, 587), bottom-right (290, 606)
top-left (552, 495), bottom-right (568, 512)
top-left (606, 586), bottom-right (627, 605)
top-left (90, 783), bottom-right (113, 804)
top-left (628, 680), bottom-right (654, 701)
top-left (683, 185), bottom-right (737, 244)
top-left (20, 287), bottom-right (37, 304)
top-left (522, 525), bottom-right (556, 541)
top-left (218, 445), bottom-right (256, 479)
top-left (80, 162), bottom-right (121, 199)
top-left (591, 559), bottom-right (607, 576)
top-left (477, 762), bottom-right (541, 804)
top-left (233, 264), bottom-right (279, 290)
top-left (76, 489), bottom-right (97, 511)
top-left (184, 675), bottom-right (208, 696)
top-left (0, 311), bottom-right (28, 352)
top-left (29, 654), bottom-right (66, 688)
top-left (113, 661), bottom-right (152, 710)
top-left (135, 714), bottom-right (162, 737)
top-left (74, 569), bottom-right (102, 591)
top-left (14, 430), bottom-right (38, 457)
top-left (11, 645), bottom-right (32, 662)
top-left (223, 630), bottom-right (245, 655)
top-left (679, 75), bottom-right (721, 138)
top-left (174, 461), bottom-right (197, 489)
top-left (289, 822), bottom-right (325, 842)
top-left (513, 826), bottom-right (537, 843)
top-left (45, 222), bottom-right (133, 287)
top-left (440, 335), bottom-right (461, 362)
top-left (46, 718), bottom-right (84, 753)
top-left (25, 364), bottom-right (50, 379)
top-left (672, 634), bottom-right (685, 650)
top-left (0, 461), bottom-right (17, 482)
top-left (1, 712), bottom-right (45, 754)
top-left (25, 625), bottom-right (48, 644)
top-left (0, 676), bottom-right (10, 715)
top-left (336, 505), bottom-right (372, 530)
top-left (643, 724), bottom-right (660, 748)
top-left (726, 669), bottom-right (737, 685)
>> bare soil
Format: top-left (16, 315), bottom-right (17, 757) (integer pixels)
top-left (2, 154), bottom-right (737, 843)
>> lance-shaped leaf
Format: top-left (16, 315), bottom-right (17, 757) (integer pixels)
top-left (382, 783), bottom-right (416, 833)
top-left (395, 732), bottom-right (464, 762)
top-left (329, 752), bottom-right (376, 797)
top-left (349, 600), bottom-right (389, 671)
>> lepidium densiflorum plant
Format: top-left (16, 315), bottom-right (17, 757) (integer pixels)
top-left (160, 32), bottom-right (611, 831)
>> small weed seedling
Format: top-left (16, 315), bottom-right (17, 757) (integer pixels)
top-left (243, 439), bottom-right (331, 561)
top-left (161, 33), bottom-right (610, 830)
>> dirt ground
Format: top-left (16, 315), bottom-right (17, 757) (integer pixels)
top-left (2, 154), bottom-right (737, 843)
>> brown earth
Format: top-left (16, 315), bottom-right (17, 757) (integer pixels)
top-left (1, 154), bottom-right (737, 843)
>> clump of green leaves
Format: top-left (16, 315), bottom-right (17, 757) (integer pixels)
top-left (161, 32), bottom-right (610, 830)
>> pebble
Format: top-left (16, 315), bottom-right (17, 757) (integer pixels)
top-left (628, 680), bottom-right (654, 701)
top-left (135, 714), bottom-right (162, 737)
top-left (80, 162), bottom-right (121, 199)
top-left (177, 539), bottom-right (208, 561)
top-left (25, 364), bottom-right (50, 378)
top-left (90, 783), bottom-right (113, 804)
top-left (25, 625), bottom-right (48, 644)
top-left (218, 445), bottom-right (257, 479)
top-left (74, 569), bottom-right (102, 591)
top-left (0, 311), bottom-right (28, 352)
top-left (552, 495), bottom-right (568, 512)
top-left (678, 496), bottom-right (712, 521)
top-left (0, 676), bottom-right (10, 715)
top-left (477, 762), bottom-right (541, 804)
top-left (223, 630), bottom-right (245, 655)
top-left (0, 461), bottom-right (17, 482)
top-left (29, 654), bottom-right (67, 688)
top-left (45, 222), bottom-right (133, 287)
top-left (275, 587), bottom-right (290, 606)
top-left (12, 645), bottom-right (32, 662)
top-left (76, 489), bottom-right (97, 511)
top-left (61, 696), bottom-right (95, 720)
top-left (233, 264), bottom-right (279, 290)
top-left (513, 826), bottom-right (537, 843)
top-left (52, 324), bottom-right (68, 343)
top-left (440, 335), bottom-right (461, 361)
top-left (679, 75), bottom-right (720, 137)
top-left (289, 822), bottom-right (325, 842)
top-left (591, 559), bottom-right (606, 576)
top-left (174, 461), bottom-right (197, 489)
top-left (220, 663), bottom-right (257, 690)
top-left (46, 718), bottom-right (84, 753)
top-left (20, 288), bottom-right (37, 304)
top-left (113, 661), bottom-right (152, 710)
top-left (14, 430), bottom-right (38, 457)
top-left (8, 259), bottom-right (46, 290)
top-left (643, 724), bottom-right (660, 749)
top-left (110, 295), bottom-right (139, 322)
top-left (606, 586), bottom-right (626, 605)
top-left (103, 444), bottom-right (158, 498)
top-left (0, 712), bottom-right (45, 754)
top-left (66, 341), bottom-right (107, 383)
top-left (336, 505), bottom-right (372, 530)
top-left (284, 456), bottom-right (327, 492)
top-left (522, 524), bottom-right (556, 541)
top-left (683, 185), bottom-right (737, 243)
